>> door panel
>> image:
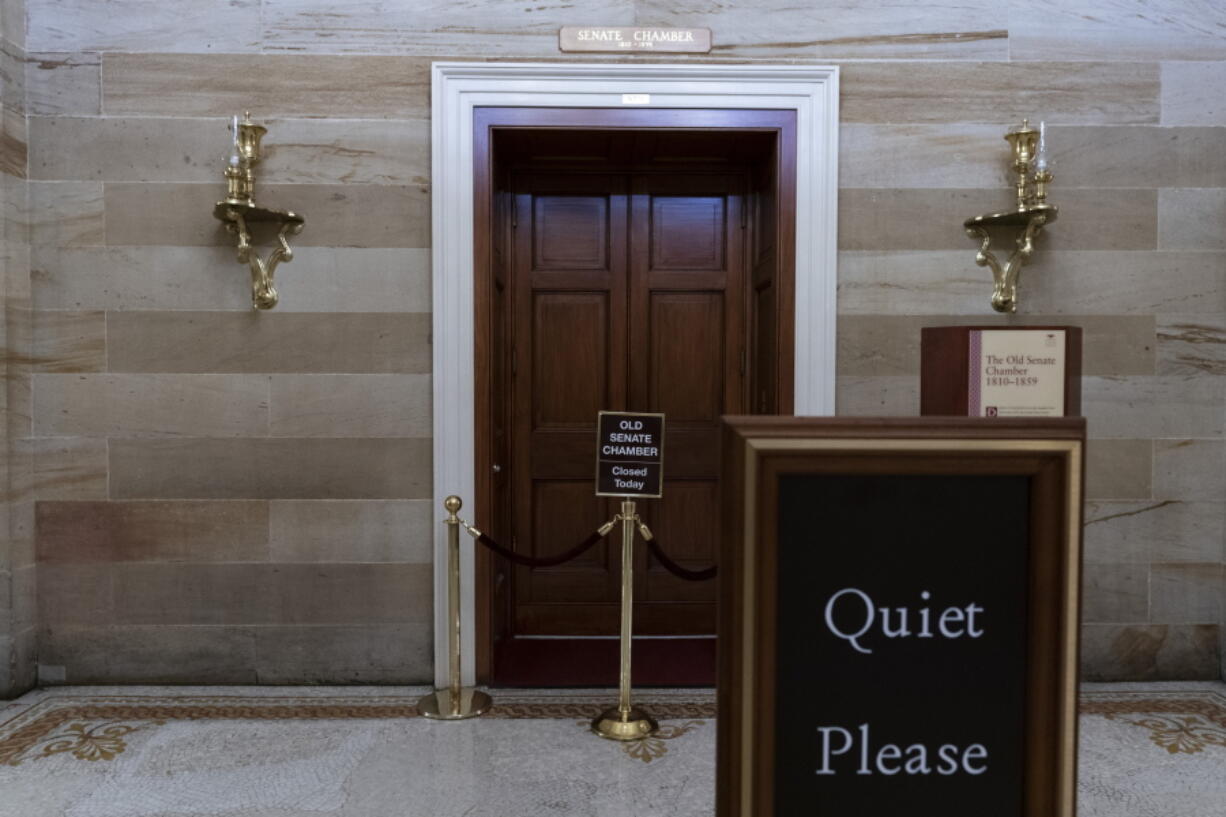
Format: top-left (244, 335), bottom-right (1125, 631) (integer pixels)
top-left (509, 169), bottom-right (744, 637)
top-left (649, 292), bottom-right (725, 422)
top-left (512, 173), bottom-right (627, 634)
top-left (631, 174), bottom-right (744, 621)
top-left (486, 186), bottom-right (513, 660)
top-left (752, 282), bottom-right (778, 414)
top-left (532, 292), bottom-right (609, 426)
top-left (650, 196), bottom-right (726, 270)
top-left (749, 149), bottom-right (784, 415)
top-left (534, 195), bottom-right (609, 270)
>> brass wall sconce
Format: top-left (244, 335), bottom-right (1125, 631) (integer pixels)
top-left (213, 113), bottom-right (305, 310)
top-left (964, 119), bottom-right (1057, 313)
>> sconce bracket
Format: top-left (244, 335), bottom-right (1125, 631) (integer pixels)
top-left (214, 201), bottom-right (305, 310)
top-left (964, 203), bottom-right (1057, 314)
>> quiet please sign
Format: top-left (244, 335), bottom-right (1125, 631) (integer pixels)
top-left (717, 417), bottom-right (1085, 817)
top-left (775, 473), bottom-right (1027, 811)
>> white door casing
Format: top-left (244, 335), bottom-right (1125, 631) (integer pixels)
top-left (431, 61), bottom-right (839, 687)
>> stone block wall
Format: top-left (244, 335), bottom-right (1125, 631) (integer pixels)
top-left (0, 0), bottom-right (32, 699)
top-left (5, 0), bottom-right (1224, 689)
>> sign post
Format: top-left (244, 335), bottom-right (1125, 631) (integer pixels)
top-left (592, 411), bottom-right (665, 741)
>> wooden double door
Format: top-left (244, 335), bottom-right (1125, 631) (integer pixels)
top-left (475, 111), bottom-right (796, 684)
top-left (507, 168), bottom-right (746, 640)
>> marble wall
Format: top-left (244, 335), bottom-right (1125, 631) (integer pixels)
top-left (0, 0), bottom-right (31, 698)
top-left (9, 0), bottom-right (1226, 690)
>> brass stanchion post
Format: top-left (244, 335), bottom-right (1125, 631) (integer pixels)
top-left (591, 499), bottom-right (658, 740)
top-left (418, 495), bottom-right (492, 720)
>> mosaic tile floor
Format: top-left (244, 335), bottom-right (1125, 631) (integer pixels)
top-left (0, 683), bottom-right (1223, 816)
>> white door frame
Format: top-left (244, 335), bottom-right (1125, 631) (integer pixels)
top-left (431, 61), bottom-right (839, 686)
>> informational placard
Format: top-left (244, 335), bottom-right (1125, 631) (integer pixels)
top-left (969, 329), bottom-right (1066, 417)
top-left (717, 417), bottom-right (1085, 817)
top-left (595, 411), bottom-right (664, 498)
top-left (559, 26), bottom-right (712, 53)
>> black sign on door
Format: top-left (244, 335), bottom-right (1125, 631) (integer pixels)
top-left (595, 411), bottom-right (664, 498)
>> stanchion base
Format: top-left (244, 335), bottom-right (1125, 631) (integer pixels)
top-left (418, 688), bottom-right (492, 720)
top-left (591, 706), bottom-right (658, 741)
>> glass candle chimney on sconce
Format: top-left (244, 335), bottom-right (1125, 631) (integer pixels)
top-left (212, 112), bottom-right (305, 310)
top-left (963, 119), bottom-right (1058, 313)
